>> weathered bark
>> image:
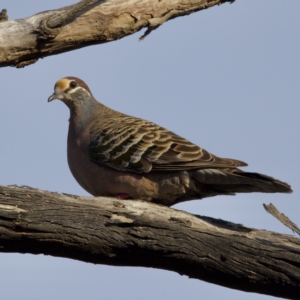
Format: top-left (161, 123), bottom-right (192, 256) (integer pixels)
top-left (0, 0), bottom-right (233, 68)
top-left (0, 185), bottom-right (299, 299)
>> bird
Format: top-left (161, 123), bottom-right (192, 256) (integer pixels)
top-left (48, 76), bottom-right (292, 206)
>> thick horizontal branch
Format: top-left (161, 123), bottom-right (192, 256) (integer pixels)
top-left (0, 185), bottom-right (299, 299)
top-left (0, 0), bottom-right (233, 67)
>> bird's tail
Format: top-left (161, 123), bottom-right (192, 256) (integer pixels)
top-left (192, 168), bottom-right (292, 196)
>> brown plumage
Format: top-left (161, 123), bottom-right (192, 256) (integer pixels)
top-left (48, 77), bottom-right (292, 206)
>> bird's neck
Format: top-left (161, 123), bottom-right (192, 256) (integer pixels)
top-left (68, 101), bottom-right (107, 137)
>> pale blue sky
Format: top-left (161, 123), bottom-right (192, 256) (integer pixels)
top-left (1, 1), bottom-right (299, 299)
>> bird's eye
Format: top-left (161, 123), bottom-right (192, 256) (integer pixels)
top-left (70, 81), bottom-right (77, 88)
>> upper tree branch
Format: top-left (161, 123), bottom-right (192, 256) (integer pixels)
top-left (0, 185), bottom-right (299, 299)
top-left (0, 0), bottom-right (234, 68)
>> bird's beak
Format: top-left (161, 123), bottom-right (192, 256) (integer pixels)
top-left (48, 93), bottom-right (57, 102)
top-left (48, 92), bottom-right (63, 102)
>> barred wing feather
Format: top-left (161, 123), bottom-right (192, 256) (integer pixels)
top-left (89, 116), bottom-right (247, 173)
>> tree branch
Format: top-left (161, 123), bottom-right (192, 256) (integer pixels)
top-left (0, 0), bottom-right (234, 68)
top-left (0, 185), bottom-right (299, 299)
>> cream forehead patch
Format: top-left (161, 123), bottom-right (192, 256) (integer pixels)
top-left (54, 78), bottom-right (71, 92)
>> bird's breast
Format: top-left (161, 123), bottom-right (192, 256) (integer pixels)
top-left (67, 126), bottom-right (194, 204)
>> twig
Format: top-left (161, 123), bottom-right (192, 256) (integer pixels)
top-left (0, 9), bottom-right (8, 22)
top-left (263, 203), bottom-right (300, 235)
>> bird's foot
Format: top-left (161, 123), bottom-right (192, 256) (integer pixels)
top-left (114, 193), bottom-right (132, 200)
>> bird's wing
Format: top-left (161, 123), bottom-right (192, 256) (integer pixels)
top-left (89, 116), bottom-right (247, 173)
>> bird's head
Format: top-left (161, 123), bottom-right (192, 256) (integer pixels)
top-left (48, 77), bottom-right (93, 108)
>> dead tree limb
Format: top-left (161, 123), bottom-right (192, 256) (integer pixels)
top-left (0, 185), bottom-right (299, 299)
top-left (0, 0), bottom-right (234, 68)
